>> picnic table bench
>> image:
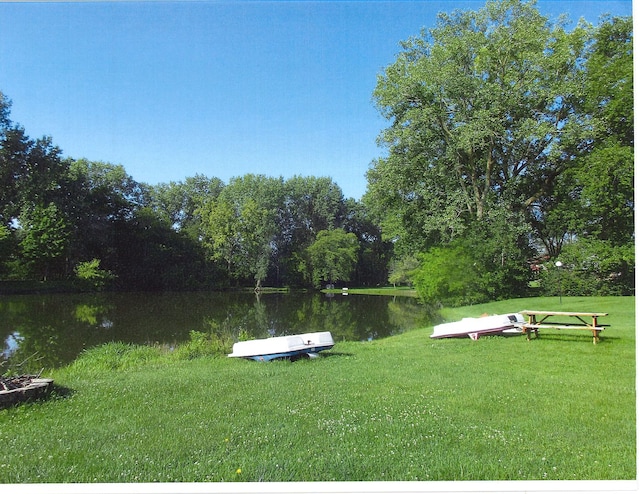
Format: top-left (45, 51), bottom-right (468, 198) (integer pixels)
top-left (519, 310), bottom-right (609, 344)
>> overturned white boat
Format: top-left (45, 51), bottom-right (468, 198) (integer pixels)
top-left (431, 313), bottom-right (525, 340)
top-left (228, 331), bottom-right (335, 361)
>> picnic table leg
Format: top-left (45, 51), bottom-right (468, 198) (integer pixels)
top-left (531, 315), bottom-right (538, 340)
top-left (523, 315), bottom-right (530, 340)
top-left (592, 316), bottom-right (600, 344)
top-left (524, 315), bottom-right (537, 341)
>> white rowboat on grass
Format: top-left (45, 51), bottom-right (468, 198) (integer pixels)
top-left (228, 331), bottom-right (335, 361)
top-left (431, 313), bottom-right (525, 340)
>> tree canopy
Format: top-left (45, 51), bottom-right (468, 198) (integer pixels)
top-left (366, 0), bottom-right (633, 302)
top-left (0, 95), bottom-right (388, 290)
top-left (369, 0), bottom-right (591, 241)
top-left (305, 229), bottom-right (359, 289)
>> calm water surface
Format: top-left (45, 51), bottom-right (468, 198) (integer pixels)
top-left (1, 291), bottom-right (432, 371)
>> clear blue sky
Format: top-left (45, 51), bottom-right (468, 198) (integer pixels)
top-left (0, 1), bottom-right (632, 200)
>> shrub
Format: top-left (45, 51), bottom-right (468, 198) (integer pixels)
top-left (170, 330), bottom-right (233, 360)
top-left (69, 342), bottom-right (162, 373)
top-left (539, 239), bottom-right (635, 296)
top-left (411, 236), bottom-right (533, 307)
top-left (411, 245), bottom-right (484, 307)
top-left (74, 259), bottom-right (115, 291)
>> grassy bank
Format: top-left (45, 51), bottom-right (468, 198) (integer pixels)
top-left (323, 286), bottom-right (418, 297)
top-left (0, 296), bottom-right (635, 483)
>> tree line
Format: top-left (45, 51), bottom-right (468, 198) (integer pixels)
top-left (0, 0), bottom-right (633, 303)
top-left (0, 100), bottom-right (390, 290)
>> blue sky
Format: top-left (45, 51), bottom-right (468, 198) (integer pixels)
top-left (0, 1), bottom-right (633, 200)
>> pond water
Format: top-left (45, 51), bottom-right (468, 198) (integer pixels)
top-left (1, 291), bottom-right (433, 371)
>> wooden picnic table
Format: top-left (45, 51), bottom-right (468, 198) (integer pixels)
top-left (519, 310), bottom-right (609, 344)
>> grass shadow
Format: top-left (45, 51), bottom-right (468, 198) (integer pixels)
top-left (528, 332), bottom-right (620, 344)
top-left (317, 351), bottom-right (355, 358)
top-left (287, 351), bottom-right (354, 361)
top-left (50, 383), bottom-right (75, 400)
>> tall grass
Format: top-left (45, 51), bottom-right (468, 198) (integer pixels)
top-left (0, 296), bottom-right (634, 483)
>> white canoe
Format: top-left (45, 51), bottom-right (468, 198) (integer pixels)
top-left (431, 313), bottom-right (525, 340)
top-left (228, 331), bottom-right (335, 361)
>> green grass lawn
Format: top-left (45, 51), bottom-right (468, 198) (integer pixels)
top-left (0, 296), bottom-right (635, 483)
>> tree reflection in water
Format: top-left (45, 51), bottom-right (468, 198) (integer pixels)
top-left (0, 291), bottom-right (432, 372)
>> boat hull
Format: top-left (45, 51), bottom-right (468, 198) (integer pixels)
top-left (228, 331), bottom-right (334, 361)
top-left (431, 313), bottom-right (525, 340)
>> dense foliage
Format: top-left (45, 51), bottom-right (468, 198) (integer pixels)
top-left (0, 95), bottom-right (388, 289)
top-left (0, 0), bottom-right (633, 300)
top-left (366, 0), bottom-right (633, 305)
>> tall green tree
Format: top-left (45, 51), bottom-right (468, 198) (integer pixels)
top-left (62, 159), bottom-right (145, 277)
top-left (388, 255), bottom-right (419, 288)
top-left (148, 175), bottom-right (224, 236)
top-left (368, 0), bottom-right (591, 251)
top-left (0, 92), bottom-right (19, 226)
top-left (278, 176), bottom-right (346, 285)
top-left (342, 198), bottom-right (392, 286)
top-left (67, 159), bottom-right (144, 223)
top-left (0, 92), bottom-right (75, 279)
top-left (0, 112), bottom-right (68, 227)
top-left (199, 174), bottom-right (285, 290)
top-left (0, 125), bottom-right (32, 225)
top-left (583, 16), bottom-right (633, 147)
top-left (529, 16), bottom-right (633, 253)
top-left (283, 175), bottom-right (345, 240)
top-left (575, 16), bottom-right (633, 245)
top-left (19, 203), bottom-right (70, 281)
top-left (200, 197), bottom-right (240, 279)
top-left (535, 16), bottom-right (634, 296)
top-left (305, 229), bottom-right (359, 288)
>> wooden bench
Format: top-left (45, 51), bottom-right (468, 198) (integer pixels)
top-left (519, 310), bottom-right (609, 344)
